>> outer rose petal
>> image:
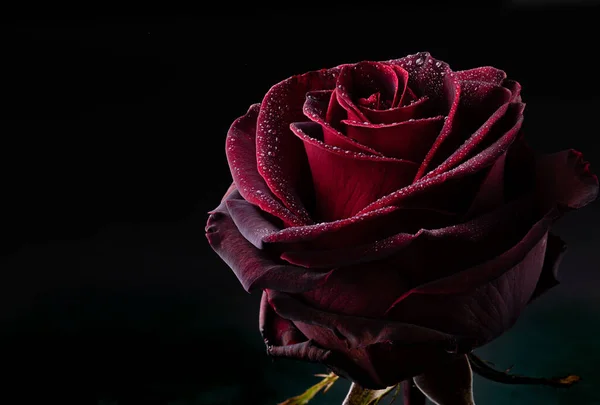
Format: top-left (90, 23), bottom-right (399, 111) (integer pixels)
top-left (387, 52), bottom-right (453, 112)
top-left (226, 104), bottom-right (304, 227)
top-left (282, 194), bottom-right (533, 273)
top-left (425, 102), bottom-right (525, 179)
top-left (266, 289), bottom-right (464, 388)
top-left (415, 79), bottom-right (514, 180)
top-left (385, 213), bottom-right (552, 344)
top-left (464, 152), bottom-right (507, 218)
top-left (205, 188), bottom-right (332, 293)
top-left (260, 291), bottom-right (306, 347)
top-left (504, 79), bottom-right (522, 102)
top-left (453, 66), bottom-right (506, 84)
top-left (291, 121), bottom-right (418, 221)
top-left (256, 66), bottom-right (348, 224)
top-left (357, 106), bottom-right (525, 216)
top-left (528, 233), bottom-right (566, 302)
top-left (535, 149), bottom-right (599, 211)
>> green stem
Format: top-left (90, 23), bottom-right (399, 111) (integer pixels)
top-left (467, 353), bottom-right (580, 388)
top-left (402, 380), bottom-right (426, 405)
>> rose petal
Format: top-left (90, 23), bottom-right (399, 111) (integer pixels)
top-left (280, 208), bottom-right (457, 269)
top-left (464, 152), bottom-right (507, 218)
top-left (342, 116), bottom-right (444, 161)
top-left (300, 260), bottom-right (412, 318)
top-left (326, 86), bottom-right (351, 129)
top-left (357, 104), bottom-right (524, 216)
top-left (504, 79), bottom-right (522, 102)
top-left (392, 65), bottom-right (413, 107)
top-left (425, 102), bottom-right (525, 179)
top-left (205, 189), bottom-right (332, 293)
top-left (226, 104), bottom-right (305, 226)
top-left (528, 233), bottom-right (566, 302)
top-left (534, 149), bottom-right (599, 211)
top-left (266, 290), bottom-right (455, 350)
top-left (281, 198), bottom-right (539, 335)
top-left (225, 196), bottom-right (281, 249)
top-left (267, 290), bottom-right (464, 388)
top-left (388, 52), bottom-right (453, 108)
top-left (415, 80), bottom-right (513, 180)
top-left (358, 96), bottom-right (430, 125)
top-left (280, 196), bottom-right (530, 271)
top-left (304, 90), bottom-right (382, 155)
top-left (503, 136), bottom-right (536, 201)
top-left (385, 214), bottom-right (552, 344)
top-left (291, 121), bottom-right (418, 221)
top-left (453, 66), bottom-right (507, 84)
top-left (260, 291), bottom-right (306, 347)
top-left (256, 67), bottom-right (346, 224)
top-left (264, 204), bottom-right (400, 249)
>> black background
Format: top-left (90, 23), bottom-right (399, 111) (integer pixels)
top-left (1, 2), bottom-right (599, 404)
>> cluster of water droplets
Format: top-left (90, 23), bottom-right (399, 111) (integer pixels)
top-left (266, 206), bottom-right (396, 242)
top-left (293, 125), bottom-right (403, 162)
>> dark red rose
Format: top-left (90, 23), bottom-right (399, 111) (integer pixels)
top-left (206, 52), bottom-right (598, 389)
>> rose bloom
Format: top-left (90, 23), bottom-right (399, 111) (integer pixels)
top-left (206, 52), bottom-right (598, 389)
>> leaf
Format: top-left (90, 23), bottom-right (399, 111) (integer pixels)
top-left (278, 372), bottom-right (339, 405)
top-left (341, 383), bottom-right (395, 405)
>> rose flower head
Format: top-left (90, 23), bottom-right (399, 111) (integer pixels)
top-left (206, 52), bottom-right (598, 389)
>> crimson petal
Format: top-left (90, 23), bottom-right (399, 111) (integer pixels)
top-left (426, 102), bottom-right (525, 179)
top-left (464, 152), bottom-right (507, 218)
top-left (260, 291), bottom-right (306, 347)
top-left (280, 208), bottom-right (457, 269)
top-left (387, 52), bottom-right (452, 100)
top-left (205, 189), bottom-right (332, 293)
top-left (256, 67), bottom-right (346, 224)
top-left (264, 204), bottom-right (399, 250)
top-left (280, 196), bottom-right (529, 272)
top-left (291, 121), bottom-right (418, 221)
top-left (504, 79), bottom-right (522, 102)
top-left (453, 66), bottom-right (506, 84)
top-left (226, 104), bottom-right (305, 226)
top-left (342, 116), bottom-right (444, 161)
top-left (267, 290), bottom-right (464, 388)
top-left (357, 104), bottom-right (524, 216)
top-left (415, 80), bottom-right (513, 179)
top-left (385, 214), bottom-right (552, 343)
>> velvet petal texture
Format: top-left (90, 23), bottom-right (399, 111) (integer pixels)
top-left (206, 188), bottom-right (332, 293)
top-left (255, 66), bottom-right (347, 224)
top-left (225, 104), bottom-right (304, 227)
top-left (342, 116), bottom-right (444, 161)
top-left (291, 121), bottom-right (418, 221)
